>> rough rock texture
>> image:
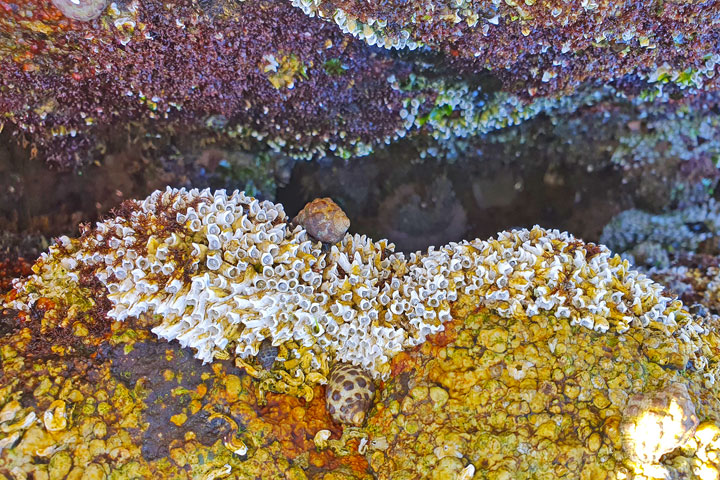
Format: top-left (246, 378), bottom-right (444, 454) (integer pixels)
top-left (1, 280), bottom-right (720, 479)
top-left (365, 303), bottom-right (720, 480)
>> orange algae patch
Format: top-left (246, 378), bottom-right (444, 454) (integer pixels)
top-left (389, 351), bottom-right (416, 378)
top-left (339, 439), bottom-right (372, 474)
top-left (258, 386), bottom-right (343, 459)
top-left (426, 314), bottom-right (463, 347)
top-left (309, 443), bottom-right (370, 474)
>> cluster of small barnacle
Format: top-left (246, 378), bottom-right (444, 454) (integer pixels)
top-left (259, 74), bottom-right (614, 162)
top-left (6, 188), bottom-right (446, 379)
top-left (600, 201), bottom-right (720, 315)
top-left (391, 76), bottom-right (619, 159)
top-left (73, 188), bottom-right (331, 365)
top-left (8, 238), bottom-right (82, 311)
top-left (645, 54), bottom-right (720, 90)
top-left (611, 109), bottom-right (720, 177)
top-left (290, 1), bottom-right (420, 50)
top-left (364, 302), bottom-right (720, 480)
top-left (600, 200), bottom-right (720, 260)
top-left (321, 234), bottom-right (457, 372)
top-left (287, 0), bottom-right (720, 83)
top-left (7, 188), bottom-right (707, 386)
top-left (233, 122), bottom-right (379, 162)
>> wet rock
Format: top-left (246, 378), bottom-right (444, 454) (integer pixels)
top-left (0, 309), bottom-right (21, 337)
top-left (108, 339), bottom-right (239, 460)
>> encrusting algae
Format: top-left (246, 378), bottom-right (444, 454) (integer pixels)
top-left (2, 187), bottom-right (720, 478)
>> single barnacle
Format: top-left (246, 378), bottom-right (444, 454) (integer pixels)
top-left (1, 411), bottom-right (36, 433)
top-left (256, 338), bottom-right (279, 370)
top-left (235, 357), bottom-right (266, 379)
top-left (43, 400), bottom-right (68, 432)
top-left (326, 363), bottom-right (376, 426)
top-left (621, 382), bottom-right (699, 466)
top-left (224, 432), bottom-right (248, 457)
top-left (51, 0), bottom-right (109, 21)
top-left (0, 431), bottom-right (20, 453)
top-left (293, 198), bottom-right (350, 244)
top-left (208, 412), bottom-right (248, 456)
top-left (324, 427), bottom-right (368, 456)
top-left (0, 401), bottom-right (21, 424)
top-left (276, 368), bottom-right (305, 387)
top-left (313, 429), bottom-right (332, 449)
top-left (201, 464), bottom-right (232, 480)
top-left (458, 464), bottom-right (476, 480)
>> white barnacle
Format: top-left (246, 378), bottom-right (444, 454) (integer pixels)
top-left (17, 189), bottom-right (692, 384)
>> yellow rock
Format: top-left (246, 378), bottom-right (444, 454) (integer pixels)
top-left (67, 467), bottom-right (85, 480)
top-left (170, 447), bottom-right (188, 467)
top-left (482, 328), bottom-right (509, 353)
top-left (430, 457), bottom-right (464, 480)
top-left (170, 413), bottom-right (187, 426)
top-left (225, 375), bottom-right (242, 402)
top-left (536, 421), bottom-right (557, 440)
top-left (410, 386), bottom-right (429, 402)
top-left (92, 421), bottom-right (107, 439)
top-left (17, 426), bottom-right (55, 457)
top-left (587, 432), bottom-right (602, 452)
top-left (80, 463), bottom-right (107, 480)
top-left (48, 451), bottom-right (72, 480)
top-left (87, 439), bottom-right (106, 458)
top-left (429, 387), bottom-right (449, 408)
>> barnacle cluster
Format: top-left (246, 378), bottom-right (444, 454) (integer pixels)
top-left (4, 0), bottom-right (720, 168)
top-left (647, 256), bottom-right (720, 317)
top-left (7, 188), bottom-right (451, 385)
top-left (610, 108), bottom-right (720, 174)
top-left (288, 0), bottom-right (720, 96)
top-left (601, 200), bottom-right (720, 270)
top-left (600, 200), bottom-right (720, 317)
top-left (7, 187), bottom-right (714, 405)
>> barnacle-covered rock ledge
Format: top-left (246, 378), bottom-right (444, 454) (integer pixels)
top-left (2, 188), bottom-right (720, 479)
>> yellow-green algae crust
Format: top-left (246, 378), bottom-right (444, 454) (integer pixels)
top-left (1, 293), bottom-right (720, 479)
top-left (0, 312), bottom-right (372, 480)
top-left (365, 298), bottom-right (720, 480)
